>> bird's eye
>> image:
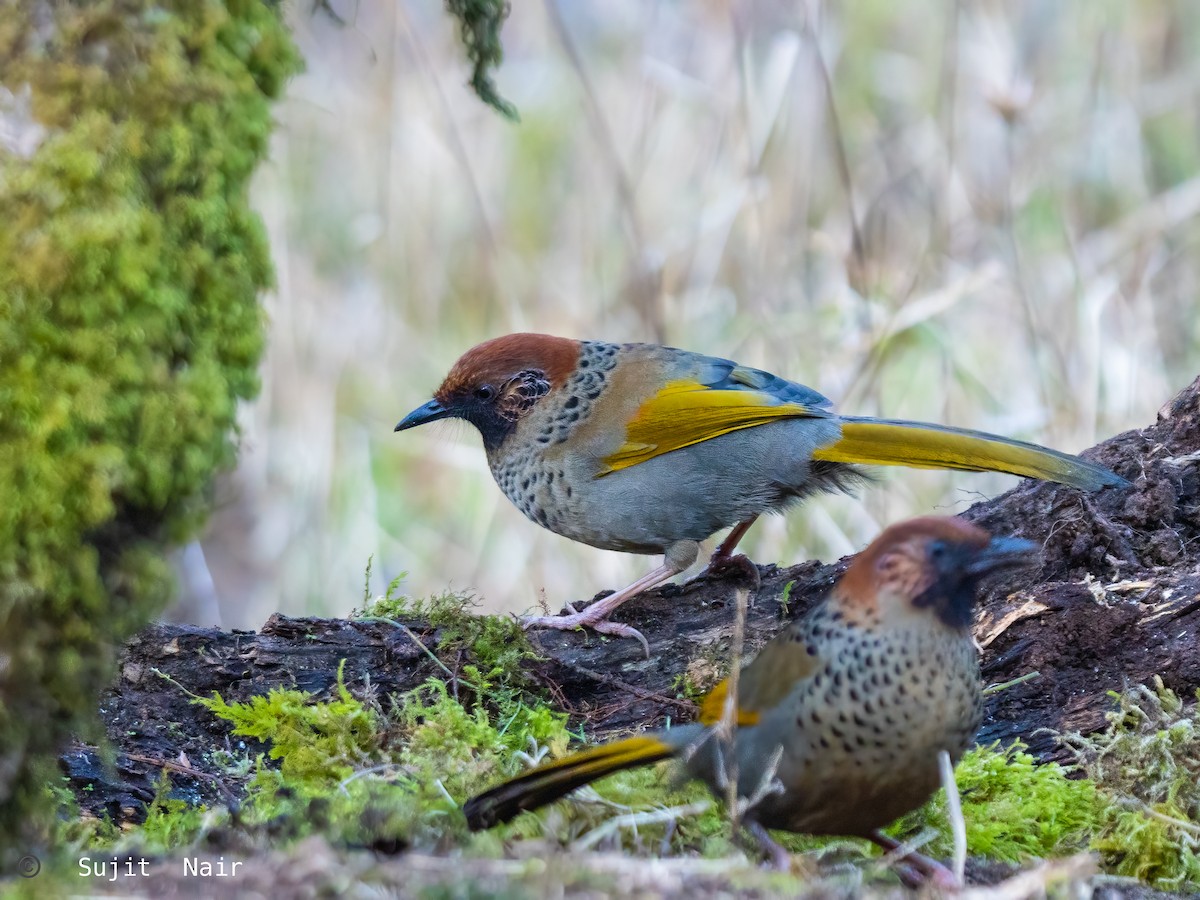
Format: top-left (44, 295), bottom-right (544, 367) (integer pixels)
top-left (474, 385), bottom-right (496, 401)
top-left (928, 541), bottom-right (947, 562)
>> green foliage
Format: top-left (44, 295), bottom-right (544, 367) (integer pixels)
top-left (137, 773), bottom-right (209, 850)
top-left (358, 578), bottom-right (538, 685)
top-left (1061, 678), bottom-right (1200, 888)
top-left (46, 779), bottom-right (121, 850)
top-left (0, 0), bottom-right (301, 853)
top-left (896, 743), bottom-right (1101, 861)
top-left (394, 674), bottom-right (571, 843)
top-left (193, 661), bottom-right (380, 783)
top-left (179, 656), bottom-right (572, 851)
top-left (778, 580), bottom-right (796, 618)
top-left (899, 681), bottom-right (1200, 889)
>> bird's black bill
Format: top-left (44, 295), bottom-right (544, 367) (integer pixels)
top-left (395, 399), bottom-right (455, 432)
top-left (965, 536), bottom-right (1038, 579)
top-left (919, 533), bottom-right (1038, 630)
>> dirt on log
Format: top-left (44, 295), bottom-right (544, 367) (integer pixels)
top-left (69, 376), bottom-right (1200, 823)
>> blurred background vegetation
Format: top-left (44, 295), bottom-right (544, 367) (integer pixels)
top-left (181, 0), bottom-right (1200, 628)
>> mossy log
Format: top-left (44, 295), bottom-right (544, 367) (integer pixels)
top-left (70, 375), bottom-right (1200, 823)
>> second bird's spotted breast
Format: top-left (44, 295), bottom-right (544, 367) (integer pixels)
top-left (754, 616), bottom-right (982, 834)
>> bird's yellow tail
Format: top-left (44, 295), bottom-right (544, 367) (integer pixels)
top-left (814, 417), bottom-right (1127, 490)
top-left (463, 735), bottom-right (676, 830)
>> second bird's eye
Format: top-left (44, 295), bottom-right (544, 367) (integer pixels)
top-left (928, 541), bottom-right (947, 562)
top-left (475, 385), bottom-right (496, 401)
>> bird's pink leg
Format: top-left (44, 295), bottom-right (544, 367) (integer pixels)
top-left (520, 541), bottom-right (700, 657)
top-left (709, 516), bottom-right (759, 565)
top-left (702, 516), bottom-right (763, 591)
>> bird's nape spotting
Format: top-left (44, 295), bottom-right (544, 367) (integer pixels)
top-left (462, 516), bottom-right (1037, 884)
top-left (396, 334), bottom-right (1127, 647)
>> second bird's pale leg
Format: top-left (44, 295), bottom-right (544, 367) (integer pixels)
top-left (520, 540), bottom-right (701, 656)
top-left (869, 831), bottom-right (960, 889)
top-left (744, 820), bottom-right (793, 872)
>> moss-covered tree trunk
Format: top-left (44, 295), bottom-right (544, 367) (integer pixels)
top-left (0, 0), bottom-right (300, 863)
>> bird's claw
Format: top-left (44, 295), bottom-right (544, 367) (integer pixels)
top-left (891, 858), bottom-right (959, 891)
top-left (589, 618), bottom-right (651, 656)
top-left (519, 609), bottom-right (651, 658)
top-left (871, 833), bottom-right (961, 890)
top-left (703, 552), bottom-right (762, 591)
top-left (744, 820), bottom-right (794, 872)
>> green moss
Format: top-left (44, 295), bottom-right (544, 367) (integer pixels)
top-left (357, 576), bottom-right (538, 686)
top-left (900, 680), bottom-right (1200, 889)
top-left (137, 773), bottom-right (209, 850)
top-left (46, 779), bottom-right (121, 850)
top-left (1061, 678), bottom-right (1200, 888)
top-left (0, 0), bottom-right (301, 856)
top-left (43, 642), bottom-right (1200, 892)
top-left (395, 674), bottom-right (571, 844)
top-left (193, 661), bottom-right (381, 783)
top-left (444, 0), bottom-right (518, 121)
top-left (170, 657), bottom-right (572, 851)
top-left (895, 743), bottom-right (1101, 861)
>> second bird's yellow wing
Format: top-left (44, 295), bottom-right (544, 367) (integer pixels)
top-left (698, 625), bottom-right (820, 727)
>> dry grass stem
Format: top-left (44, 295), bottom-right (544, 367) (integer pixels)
top-left (939, 748), bottom-right (967, 886)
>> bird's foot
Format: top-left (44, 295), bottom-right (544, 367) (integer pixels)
top-left (520, 602), bottom-right (651, 658)
top-left (900, 852), bottom-right (959, 891)
top-left (890, 855), bottom-right (959, 891)
top-left (744, 820), bottom-right (794, 872)
top-left (702, 552), bottom-right (762, 591)
top-left (871, 831), bottom-right (960, 890)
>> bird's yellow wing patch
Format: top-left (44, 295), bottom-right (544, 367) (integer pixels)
top-left (698, 627), bottom-right (819, 727)
top-left (698, 678), bottom-right (762, 727)
top-left (598, 379), bottom-right (816, 475)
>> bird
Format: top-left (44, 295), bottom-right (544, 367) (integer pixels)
top-left (462, 516), bottom-right (1035, 885)
top-left (395, 333), bottom-right (1124, 647)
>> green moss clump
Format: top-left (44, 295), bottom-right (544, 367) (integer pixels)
top-left (358, 575), bottom-right (538, 685)
top-left (900, 680), bottom-right (1200, 889)
top-left (444, 0), bottom-right (518, 120)
top-left (169, 658), bottom-right (571, 851)
top-left (895, 743), bottom-right (1101, 861)
top-left (194, 661), bottom-right (381, 784)
top-left (1061, 678), bottom-right (1200, 888)
top-left (394, 674), bottom-right (570, 843)
top-left (0, 0), bottom-right (301, 856)
top-left (137, 773), bottom-right (210, 850)
top-left (49, 668), bottom-right (1200, 894)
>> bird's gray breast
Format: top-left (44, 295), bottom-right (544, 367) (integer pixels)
top-left (485, 341), bottom-right (621, 538)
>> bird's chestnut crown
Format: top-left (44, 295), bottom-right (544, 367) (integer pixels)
top-left (395, 334), bottom-right (580, 450)
top-left (839, 516), bottom-right (1035, 630)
